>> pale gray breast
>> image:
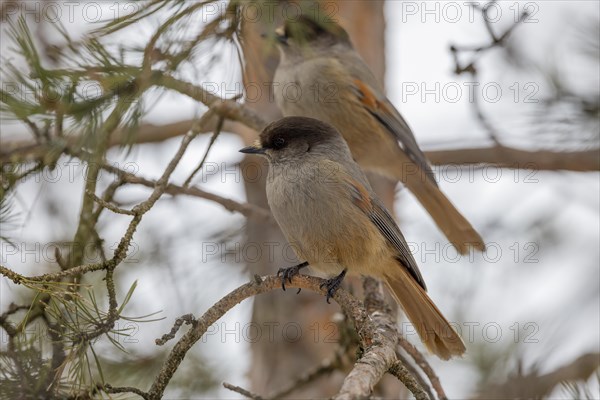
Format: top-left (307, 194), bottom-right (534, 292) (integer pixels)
top-left (266, 162), bottom-right (336, 245)
top-left (265, 159), bottom-right (381, 270)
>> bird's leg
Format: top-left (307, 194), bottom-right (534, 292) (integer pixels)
top-left (277, 261), bottom-right (309, 291)
top-left (320, 269), bottom-right (347, 304)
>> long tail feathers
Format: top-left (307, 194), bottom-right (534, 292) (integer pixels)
top-left (406, 175), bottom-right (485, 254)
top-left (385, 269), bottom-right (466, 360)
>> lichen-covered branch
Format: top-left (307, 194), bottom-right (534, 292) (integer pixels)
top-left (145, 275), bottom-right (365, 399)
top-left (388, 360), bottom-right (430, 400)
top-left (332, 277), bottom-right (429, 399)
top-left (142, 274), bottom-right (432, 400)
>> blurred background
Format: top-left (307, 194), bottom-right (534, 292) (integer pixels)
top-left (1, 0), bottom-right (599, 398)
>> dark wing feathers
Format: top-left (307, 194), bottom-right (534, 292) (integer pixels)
top-left (351, 79), bottom-right (438, 186)
top-left (346, 179), bottom-right (427, 290)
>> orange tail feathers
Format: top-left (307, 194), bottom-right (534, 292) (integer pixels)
top-left (402, 169), bottom-right (486, 255)
top-left (385, 269), bottom-right (466, 360)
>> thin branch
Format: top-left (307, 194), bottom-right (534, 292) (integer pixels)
top-left (146, 275), bottom-right (367, 400)
top-left (265, 354), bottom-right (340, 399)
top-left (183, 114), bottom-right (224, 187)
top-left (0, 117), bottom-right (243, 165)
top-left (0, 303), bottom-right (30, 337)
top-left (450, 4), bottom-right (529, 71)
top-left (75, 268), bottom-right (120, 342)
top-left (60, 142), bottom-right (272, 222)
top-left (97, 159), bottom-right (272, 221)
top-left (67, 99), bottom-right (131, 274)
top-left (155, 313), bottom-right (196, 346)
top-left (388, 360), bottom-right (430, 400)
top-left (426, 146), bottom-right (600, 171)
top-left (86, 190), bottom-right (136, 216)
top-left (131, 129), bottom-right (200, 215)
top-left (222, 382), bottom-right (265, 400)
top-left (396, 350), bottom-right (436, 400)
top-left (102, 384), bottom-right (149, 399)
top-left (154, 73), bottom-right (269, 131)
top-left (0, 262), bottom-right (106, 284)
top-left (450, 3), bottom-right (530, 144)
top-left (91, 179), bottom-right (127, 225)
top-left (106, 121), bottom-right (201, 272)
top-left (399, 337), bottom-right (447, 400)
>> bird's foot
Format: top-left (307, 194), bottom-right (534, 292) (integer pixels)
top-left (320, 269), bottom-right (347, 304)
top-left (277, 261), bottom-right (309, 292)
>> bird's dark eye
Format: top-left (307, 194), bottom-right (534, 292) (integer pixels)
top-left (273, 137), bottom-right (286, 149)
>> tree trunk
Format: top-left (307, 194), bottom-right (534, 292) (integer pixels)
top-left (239, 1), bottom-right (398, 397)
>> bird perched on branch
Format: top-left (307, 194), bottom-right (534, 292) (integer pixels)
top-left (271, 16), bottom-right (485, 254)
top-left (240, 116), bottom-right (466, 360)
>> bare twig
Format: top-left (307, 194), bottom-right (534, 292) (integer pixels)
top-left (155, 313), bottom-right (196, 346)
top-left (183, 114), bottom-right (225, 187)
top-left (223, 382), bottom-right (265, 400)
top-left (396, 350), bottom-right (436, 400)
top-left (399, 337), bottom-right (447, 400)
top-left (155, 73), bottom-right (269, 132)
top-left (0, 303), bottom-right (30, 337)
top-left (98, 160), bottom-right (273, 221)
top-left (450, 3), bottom-right (530, 144)
top-left (132, 129), bottom-right (200, 215)
top-left (102, 384), bottom-right (149, 399)
top-left (67, 99), bottom-right (132, 277)
top-left (265, 354), bottom-right (340, 399)
top-left (146, 274), bottom-right (369, 400)
top-left (0, 117), bottom-right (243, 165)
top-left (86, 190), bottom-right (136, 216)
top-left (75, 268), bottom-right (120, 342)
top-left (389, 360), bottom-right (430, 400)
top-left (450, 3), bottom-right (530, 72)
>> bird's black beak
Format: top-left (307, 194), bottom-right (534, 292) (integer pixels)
top-left (239, 145), bottom-right (266, 155)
